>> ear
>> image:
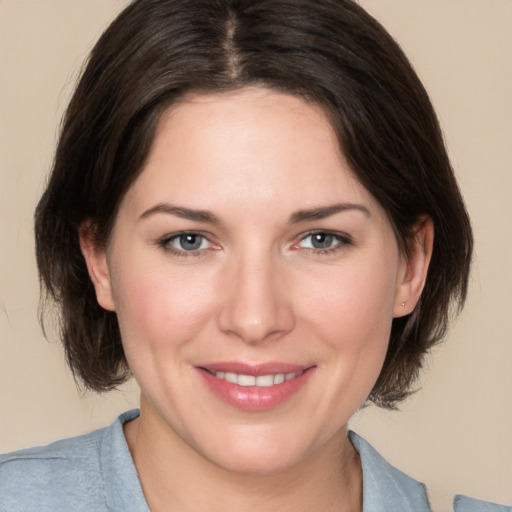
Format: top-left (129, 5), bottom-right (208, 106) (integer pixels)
top-left (393, 217), bottom-right (434, 318)
top-left (79, 221), bottom-right (116, 311)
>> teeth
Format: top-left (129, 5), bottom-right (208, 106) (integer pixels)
top-left (255, 375), bottom-right (274, 387)
top-left (238, 374), bottom-right (256, 386)
top-left (210, 370), bottom-right (303, 387)
top-left (273, 373), bottom-right (285, 385)
top-left (225, 372), bottom-right (238, 384)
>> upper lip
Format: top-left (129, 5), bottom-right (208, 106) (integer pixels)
top-left (198, 361), bottom-right (315, 376)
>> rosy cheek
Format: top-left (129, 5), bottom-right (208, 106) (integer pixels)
top-left (110, 261), bottom-right (163, 336)
top-left (118, 266), bottom-right (214, 346)
top-left (300, 264), bottom-right (394, 350)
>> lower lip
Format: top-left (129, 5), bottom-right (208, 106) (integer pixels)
top-left (198, 368), bottom-right (315, 411)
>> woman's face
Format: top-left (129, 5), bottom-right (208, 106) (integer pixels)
top-left (85, 88), bottom-right (423, 474)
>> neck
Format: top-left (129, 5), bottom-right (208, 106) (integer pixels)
top-left (124, 396), bottom-right (362, 512)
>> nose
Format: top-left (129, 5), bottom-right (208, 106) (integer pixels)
top-left (217, 252), bottom-right (295, 345)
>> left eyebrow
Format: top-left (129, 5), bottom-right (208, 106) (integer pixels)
top-left (289, 203), bottom-right (371, 224)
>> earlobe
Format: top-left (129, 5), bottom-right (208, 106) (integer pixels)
top-left (79, 222), bottom-right (116, 311)
top-left (393, 217), bottom-right (434, 318)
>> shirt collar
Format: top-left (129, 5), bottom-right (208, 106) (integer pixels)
top-left (101, 411), bottom-right (433, 512)
top-left (349, 430), bottom-right (432, 512)
top-left (101, 409), bottom-right (150, 512)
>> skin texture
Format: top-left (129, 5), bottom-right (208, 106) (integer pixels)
top-left (81, 88), bottom-right (433, 511)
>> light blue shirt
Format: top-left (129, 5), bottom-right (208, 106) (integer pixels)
top-left (0, 409), bottom-right (509, 511)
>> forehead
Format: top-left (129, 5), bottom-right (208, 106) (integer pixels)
top-left (122, 87), bottom-right (380, 219)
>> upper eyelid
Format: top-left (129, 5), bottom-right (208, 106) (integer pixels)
top-left (157, 231), bottom-right (213, 249)
top-left (161, 230), bottom-right (211, 242)
top-left (157, 229), bottom-right (351, 249)
top-left (297, 229), bottom-right (352, 241)
top-left (290, 230), bottom-right (352, 251)
top-left (157, 231), bottom-right (219, 258)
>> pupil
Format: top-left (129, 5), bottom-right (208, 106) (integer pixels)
top-left (180, 234), bottom-right (201, 250)
top-left (312, 233), bottom-right (332, 249)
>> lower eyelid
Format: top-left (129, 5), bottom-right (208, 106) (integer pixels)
top-left (158, 232), bottom-right (222, 254)
top-left (296, 232), bottom-right (351, 248)
top-left (158, 232), bottom-right (199, 246)
top-left (157, 231), bottom-right (350, 254)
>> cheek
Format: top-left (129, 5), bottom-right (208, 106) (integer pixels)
top-left (301, 260), bottom-right (397, 341)
top-left (110, 259), bottom-right (217, 357)
top-left (296, 254), bottom-right (398, 397)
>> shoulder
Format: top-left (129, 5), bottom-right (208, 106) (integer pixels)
top-left (0, 409), bottom-right (142, 512)
top-left (349, 431), bottom-right (511, 512)
top-left (453, 495), bottom-right (511, 512)
top-left (0, 425), bottom-right (108, 512)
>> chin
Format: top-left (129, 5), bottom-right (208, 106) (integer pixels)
top-left (208, 446), bottom-right (304, 476)
top-left (197, 424), bottom-right (328, 476)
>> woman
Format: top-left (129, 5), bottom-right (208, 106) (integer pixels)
top-left (0, 1), bottom-right (508, 511)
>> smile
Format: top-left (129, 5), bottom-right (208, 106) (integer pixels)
top-left (206, 370), bottom-right (304, 387)
top-left (198, 363), bottom-right (315, 411)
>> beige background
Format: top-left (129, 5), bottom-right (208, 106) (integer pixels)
top-left (0, 1), bottom-right (510, 510)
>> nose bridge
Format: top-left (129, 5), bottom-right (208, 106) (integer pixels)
top-left (217, 246), bottom-right (294, 344)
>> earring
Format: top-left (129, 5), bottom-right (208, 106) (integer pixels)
top-left (400, 301), bottom-right (406, 308)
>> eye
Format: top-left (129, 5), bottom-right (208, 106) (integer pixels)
top-left (295, 231), bottom-right (351, 252)
top-left (160, 232), bottom-right (214, 254)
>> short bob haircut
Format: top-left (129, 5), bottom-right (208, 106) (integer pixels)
top-left (35, 0), bottom-right (472, 408)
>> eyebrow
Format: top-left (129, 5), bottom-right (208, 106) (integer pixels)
top-left (139, 202), bottom-right (370, 225)
top-left (139, 203), bottom-right (221, 224)
top-left (289, 203), bottom-right (371, 223)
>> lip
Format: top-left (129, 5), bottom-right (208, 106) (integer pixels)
top-left (196, 361), bottom-right (316, 411)
top-left (200, 361), bottom-right (310, 376)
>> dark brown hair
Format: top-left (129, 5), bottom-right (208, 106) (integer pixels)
top-left (35, 0), bottom-right (472, 408)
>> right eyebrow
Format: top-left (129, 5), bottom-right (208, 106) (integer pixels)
top-left (138, 203), bottom-right (221, 225)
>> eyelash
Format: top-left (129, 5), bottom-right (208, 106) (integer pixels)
top-left (157, 231), bottom-right (215, 258)
top-left (157, 230), bottom-right (352, 258)
top-left (293, 230), bottom-right (352, 255)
